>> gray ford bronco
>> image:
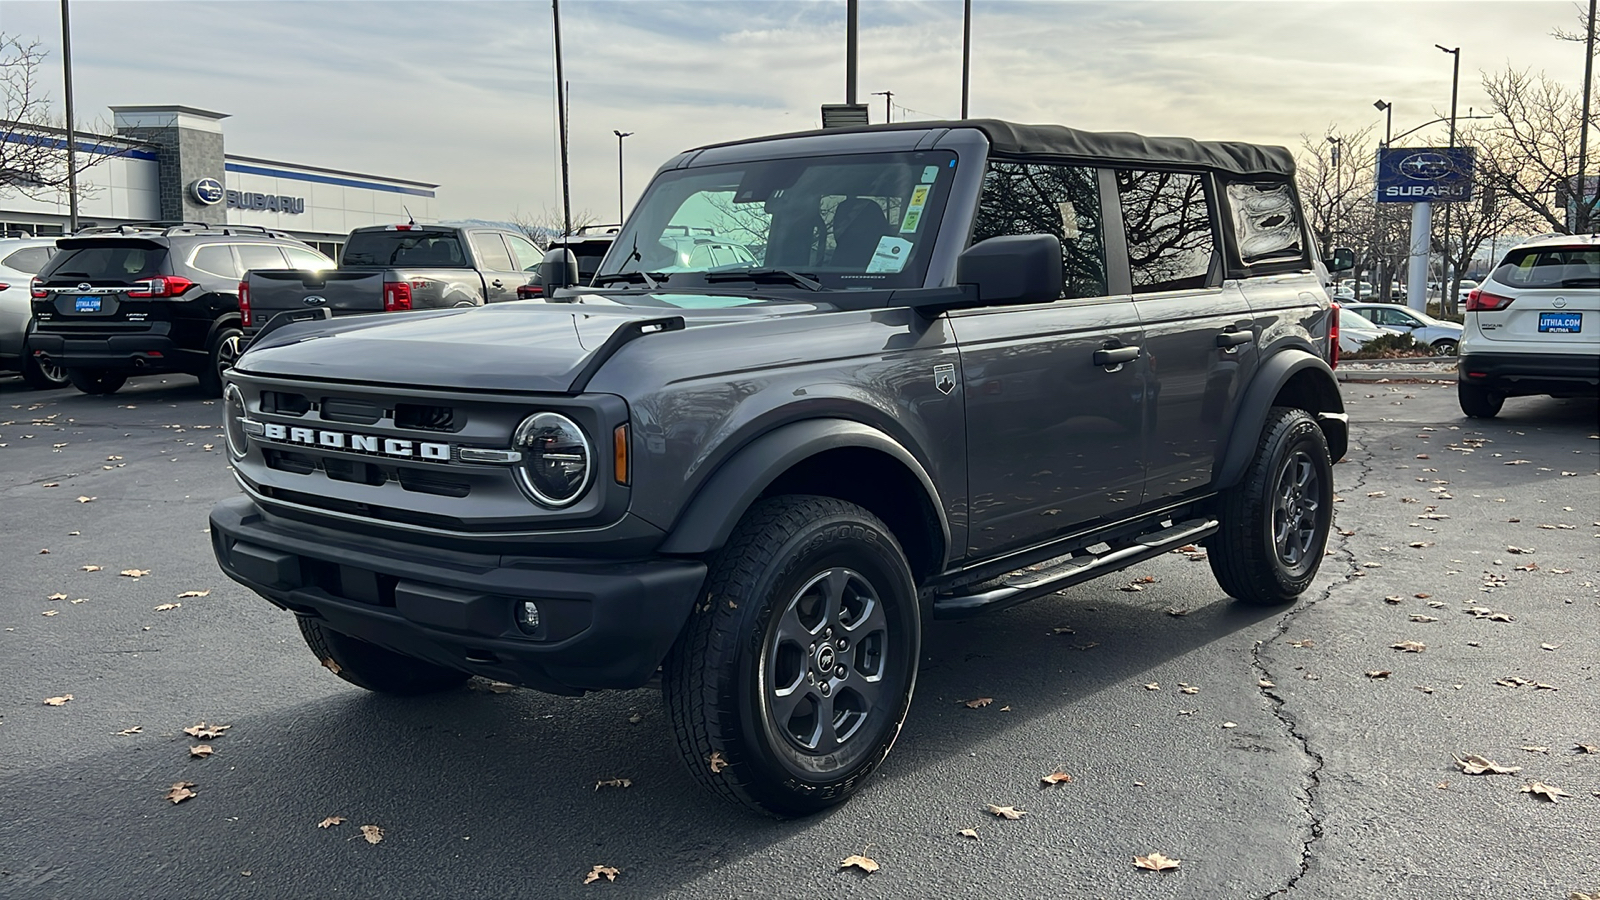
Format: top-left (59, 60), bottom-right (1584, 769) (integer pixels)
top-left (210, 120), bottom-right (1350, 817)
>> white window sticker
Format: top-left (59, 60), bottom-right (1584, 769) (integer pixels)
top-left (921, 165), bottom-right (940, 184)
top-left (865, 236), bottom-right (914, 273)
top-left (900, 185), bottom-right (932, 234)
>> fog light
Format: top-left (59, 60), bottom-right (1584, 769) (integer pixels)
top-left (515, 601), bottom-right (542, 635)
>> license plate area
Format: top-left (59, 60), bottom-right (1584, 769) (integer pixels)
top-left (1538, 312), bottom-right (1582, 333)
top-left (74, 297), bottom-right (102, 313)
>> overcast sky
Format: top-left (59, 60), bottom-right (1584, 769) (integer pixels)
top-left (1, 1), bottom-right (1590, 224)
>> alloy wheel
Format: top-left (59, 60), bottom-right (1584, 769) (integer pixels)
top-left (1272, 450), bottom-right (1321, 570)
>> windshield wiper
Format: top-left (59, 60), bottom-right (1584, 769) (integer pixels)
top-left (702, 269), bottom-right (822, 291)
top-left (593, 271), bottom-right (664, 289)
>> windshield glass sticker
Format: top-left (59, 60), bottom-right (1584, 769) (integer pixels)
top-left (921, 165), bottom-right (940, 184)
top-left (900, 185), bottom-right (932, 234)
top-left (865, 236), bottom-right (914, 273)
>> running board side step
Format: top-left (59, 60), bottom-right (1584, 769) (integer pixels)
top-left (931, 518), bottom-right (1220, 620)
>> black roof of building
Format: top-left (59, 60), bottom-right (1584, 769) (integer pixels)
top-left (698, 118), bottom-right (1295, 178)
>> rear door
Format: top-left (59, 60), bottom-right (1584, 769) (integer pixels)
top-left (953, 159), bottom-right (1146, 558)
top-left (468, 231), bottom-right (522, 303)
top-left (1482, 244), bottom-right (1600, 349)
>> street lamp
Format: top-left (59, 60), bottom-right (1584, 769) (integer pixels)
top-left (1436, 44), bottom-right (1462, 306)
top-left (1434, 45), bottom-right (1460, 147)
top-left (60, 0), bottom-right (79, 233)
top-left (1373, 99), bottom-right (1392, 147)
top-left (613, 130), bottom-right (633, 225)
top-left (870, 90), bottom-right (894, 123)
top-left (1326, 135), bottom-right (1342, 253)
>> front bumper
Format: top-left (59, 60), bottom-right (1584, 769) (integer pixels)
top-left (209, 496), bottom-right (707, 694)
top-left (27, 328), bottom-right (192, 373)
top-left (1459, 351), bottom-right (1600, 397)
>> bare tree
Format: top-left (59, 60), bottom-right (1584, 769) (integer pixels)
top-left (1434, 127), bottom-right (1542, 314)
top-left (1, 33), bottom-right (124, 201)
top-left (1477, 67), bottom-right (1598, 233)
top-left (1551, 0), bottom-right (1599, 51)
top-left (509, 204), bottom-right (601, 248)
top-left (1296, 126), bottom-right (1382, 295)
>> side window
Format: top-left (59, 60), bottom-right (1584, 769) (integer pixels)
top-left (191, 245), bottom-right (242, 279)
top-left (470, 233), bottom-right (516, 271)
top-left (2, 246), bottom-right (54, 274)
top-left (236, 244), bottom-right (289, 274)
top-left (973, 161), bottom-right (1107, 299)
top-left (1225, 181), bottom-right (1304, 265)
top-left (284, 247), bottom-right (334, 270)
top-left (505, 234), bottom-right (544, 272)
top-left (1115, 170), bottom-right (1216, 293)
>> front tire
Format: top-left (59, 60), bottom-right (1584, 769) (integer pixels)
top-left (66, 368), bottom-right (127, 395)
top-left (1207, 407), bottom-right (1334, 605)
top-left (1431, 339), bottom-right (1458, 356)
top-left (297, 617), bottom-right (470, 696)
top-left (1457, 381), bottom-right (1503, 418)
top-left (663, 496), bottom-right (921, 817)
top-left (21, 354), bottom-right (70, 390)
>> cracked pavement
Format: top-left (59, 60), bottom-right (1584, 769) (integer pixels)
top-left (1, 374), bottom-right (1595, 899)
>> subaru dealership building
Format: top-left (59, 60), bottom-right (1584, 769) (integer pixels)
top-left (1, 105), bottom-right (438, 259)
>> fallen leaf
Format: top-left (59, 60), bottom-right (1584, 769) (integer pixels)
top-left (1164, 607), bottom-right (1190, 617)
top-left (1541, 643), bottom-right (1559, 651)
top-left (1134, 852), bottom-right (1181, 872)
top-left (1288, 639), bottom-right (1315, 648)
top-left (1367, 491), bottom-right (1387, 498)
top-left (1040, 772), bottom-right (1074, 786)
top-left (76, 496), bottom-right (95, 503)
top-left (1521, 746), bottom-right (1549, 754)
top-left (166, 782), bottom-right (197, 804)
top-left (1178, 684), bottom-right (1199, 695)
top-left (1521, 781), bottom-right (1571, 802)
top-left (39, 548), bottom-right (49, 554)
top-left (183, 722), bottom-right (231, 740)
top-left (320, 657), bottom-right (342, 675)
top-left (1408, 615), bottom-right (1439, 623)
top-left (708, 751), bottom-right (728, 774)
top-left (360, 824), bottom-right (384, 844)
top-left (1392, 641), bottom-right (1426, 653)
top-left (153, 603), bottom-right (181, 612)
top-left (627, 712), bottom-right (642, 725)
top-left (1222, 721), bottom-right (1238, 729)
top-left (44, 694), bottom-right (73, 706)
top-left (1383, 595), bottom-right (1403, 604)
top-left (114, 726), bottom-right (142, 736)
top-left (583, 865), bottom-right (619, 884)
top-left (120, 569), bottom-right (151, 578)
top-left (986, 804), bottom-right (1025, 820)
top-left (42, 482), bottom-right (59, 487)
top-left (1454, 754), bottom-right (1521, 775)
top-left (176, 590), bottom-right (210, 599)
top-left (963, 697), bottom-right (994, 708)
top-left (1143, 682), bottom-right (1160, 692)
top-left (594, 778), bottom-right (632, 791)
top-left (1366, 670), bottom-right (1392, 679)
top-left (1050, 625), bottom-right (1076, 634)
top-left (1257, 679), bottom-right (1275, 688)
top-left (958, 828), bottom-right (979, 840)
top-left (839, 855), bottom-right (879, 874)
top-left (486, 681), bottom-right (516, 693)
top-left (190, 744), bottom-right (214, 758)
top-left (317, 816), bottom-right (346, 828)
top-left (41, 609), bottom-right (59, 617)
top-left (1505, 546), bottom-right (1533, 555)
top-left (80, 565), bottom-right (102, 572)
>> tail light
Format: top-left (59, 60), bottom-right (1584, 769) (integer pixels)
top-left (383, 281), bottom-right (413, 312)
top-left (0, 282), bottom-right (9, 292)
top-left (238, 280), bottom-right (252, 328)
top-left (1465, 288), bottom-right (1514, 311)
top-left (1329, 302), bottom-right (1341, 369)
top-left (30, 277), bottom-right (47, 299)
top-left (516, 284), bottom-right (544, 300)
top-left (126, 275), bottom-right (196, 298)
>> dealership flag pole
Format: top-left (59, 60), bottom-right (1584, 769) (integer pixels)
top-left (60, 0), bottom-right (79, 233)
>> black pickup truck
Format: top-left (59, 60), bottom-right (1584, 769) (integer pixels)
top-left (240, 224), bottom-right (546, 338)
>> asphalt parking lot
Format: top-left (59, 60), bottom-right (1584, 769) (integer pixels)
top-left (1, 372), bottom-right (1595, 900)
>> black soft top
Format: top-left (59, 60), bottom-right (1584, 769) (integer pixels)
top-left (696, 118), bottom-right (1294, 179)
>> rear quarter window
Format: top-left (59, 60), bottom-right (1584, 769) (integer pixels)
top-left (2, 246), bottom-right (54, 274)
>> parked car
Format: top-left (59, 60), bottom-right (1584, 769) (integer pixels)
top-left (211, 119), bottom-right (1349, 817)
top-left (241, 224), bottom-right (542, 341)
top-left (1340, 302), bottom-right (1463, 355)
top-left (519, 225), bottom-right (623, 299)
top-left (27, 223), bottom-right (332, 396)
top-left (0, 236), bottom-right (67, 388)
top-left (1458, 233), bottom-right (1600, 417)
top-left (1336, 307), bottom-right (1401, 354)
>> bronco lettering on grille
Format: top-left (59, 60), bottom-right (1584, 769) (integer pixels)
top-left (259, 422), bottom-right (451, 461)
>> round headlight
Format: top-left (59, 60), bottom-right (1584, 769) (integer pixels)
top-left (223, 384), bottom-right (249, 459)
top-left (512, 412), bottom-right (593, 507)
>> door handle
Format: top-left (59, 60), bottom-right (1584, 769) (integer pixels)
top-left (1093, 345), bottom-right (1141, 367)
top-left (1216, 330), bottom-right (1252, 348)
top-left (491, 279), bottom-right (504, 288)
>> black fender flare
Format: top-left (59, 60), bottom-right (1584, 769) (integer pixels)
top-left (1213, 349), bottom-right (1347, 491)
top-left (656, 418), bottom-right (951, 565)
top-left (204, 313), bottom-right (243, 350)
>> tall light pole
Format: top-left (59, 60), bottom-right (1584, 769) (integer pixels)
top-left (1576, 0), bottom-right (1596, 232)
top-left (960, 0), bottom-right (972, 118)
top-left (59, 0), bottom-right (79, 233)
top-left (1372, 101), bottom-right (1394, 300)
top-left (1373, 99), bottom-right (1393, 147)
top-left (871, 90), bottom-right (893, 124)
top-left (552, 0), bottom-right (572, 236)
top-left (1436, 44), bottom-right (1461, 307)
top-left (845, 0), bottom-right (858, 105)
top-left (613, 130), bottom-right (632, 225)
top-left (1326, 135), bottom-right (1342, 255)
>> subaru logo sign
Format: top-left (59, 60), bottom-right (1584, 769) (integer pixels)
top-left (1398, 152), bottom-right (1451, 179)
top-left (190, 177), bottom-right (225, 206)
top-left (302, 296), bottom-right (328, 306)
top-left (77, 282), bottom-right (91, 292)
top-left (1376, 146), bottom-right (1475, 204)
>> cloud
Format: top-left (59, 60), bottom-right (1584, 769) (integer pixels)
top-left (1, 0), bottom-right (1581, 225)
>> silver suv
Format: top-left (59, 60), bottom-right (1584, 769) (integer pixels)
top-left (0, 236), bottom-right (68, 389)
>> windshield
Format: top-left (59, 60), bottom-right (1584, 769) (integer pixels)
top-left (341, 231), bottom-right (469, 268)
top-left (1340, 309), bottom-right (1381, 330)
top-left (1494, 246), bottom-right (1600, 289)
top-left (597, 150), bottom-right (959, 291)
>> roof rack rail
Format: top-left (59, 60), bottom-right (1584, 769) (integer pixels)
top-left (69, 221), bottom-right (291, 239)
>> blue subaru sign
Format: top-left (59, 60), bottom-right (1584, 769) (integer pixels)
top-left (1377, 147), bottom-right (1474, 203)
top-left (189, 177), bottom-right (225, 206)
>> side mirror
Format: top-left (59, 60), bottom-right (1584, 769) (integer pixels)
top-left (539, 248), bottom-right (579, 295)
top-left (1324, 247), bottom-right (1356, 273)
top-left (956, 234), bottom-right (1063, 306)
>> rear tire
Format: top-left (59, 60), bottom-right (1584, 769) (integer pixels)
top-left (1207, 407), bottom-right (1333, 606)
top-left (199, 327), bottom-right (242, 397)
top-left (296, 617), bottom-right (470, 696)
top-left (663, 496), bottom-right (921, 817)
top-left (66, 368), bottom-right (127, 395)
top-left (21, 355), bottom-right (70, 390)
top-left (1457, 381), bottom-right (1503, 418)
top-left (1431, 339), bottom-right (1458, 356)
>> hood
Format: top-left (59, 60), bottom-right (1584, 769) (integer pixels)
top-left (236, 296), bottom-right (815, 393)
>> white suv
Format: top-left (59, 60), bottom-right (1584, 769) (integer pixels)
top-left (0, 236), bottom-right (68, 389)
top-left (1458, 233), bottom-right (1600, 418)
